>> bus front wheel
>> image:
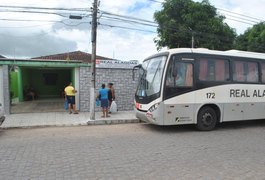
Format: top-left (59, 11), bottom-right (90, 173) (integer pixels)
top-left (196, 107), bottom-right (217, 131)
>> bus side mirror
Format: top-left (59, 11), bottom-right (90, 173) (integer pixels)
top-left (132, 65), bottom-right (143, 81)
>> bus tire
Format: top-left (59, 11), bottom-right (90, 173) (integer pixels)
top-left (196, 106), bottom-right (217, 131)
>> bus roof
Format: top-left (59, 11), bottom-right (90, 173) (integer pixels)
top-left (149, 48), bottom-right (265, 60)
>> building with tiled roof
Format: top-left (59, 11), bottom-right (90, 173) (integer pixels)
top-left (32, 51), bottom-right (112, 63)
top-left (0, 50), bottom-right (138, 115)
top-left (0, 54), bottom-right (6, 58)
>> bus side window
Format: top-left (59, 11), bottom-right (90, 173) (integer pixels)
top-left (246, 62), bottom-right (258, 82)
top-left (199, 58), bottom-right (229, 82)
top-left (233, 61), bottom-right (258, 83)
top-left (165, 60), bottom-right (194, 99)
top-left (166, 62), bottom-right (193, 87)
top-left (165, 59), bottom-right (174, 87)
top-left (261, 63), bottom-right (265, 83)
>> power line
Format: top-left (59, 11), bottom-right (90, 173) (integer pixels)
top-left (0, 5), bottom-right (90, 12)
top-left (225, 17), bottom-right (256, 26)
top-left (100, 10), bottom-right (156, 25)
top-left (100, 23), bottom-right (156, 33)
top-left (221, 13), bottom-right (259, 24)
top-left (0, 18), bottom-right (63, 23)
top-left (0, 18), bottom-right (90, 28)
top-left (99, 15), bottom-right (234, 43)
top-left (0, 9), bottom-right (70, 18)
top-left (100, 15), bottom-right (158, 28)
top-left (217, 8), bottom-right (264, 22)
top-left (0, 9), bottom-right (91, 19)
top-left (148, 0), bottom-right (164, 3)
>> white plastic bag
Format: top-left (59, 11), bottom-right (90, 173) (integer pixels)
top-left (110, 101), bottom-right (117, 113)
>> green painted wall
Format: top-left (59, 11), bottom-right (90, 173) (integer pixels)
top-left (21, 68), bottom-right (30, 91)
top-left (19, 68), bottom-right (31, 101)
top-left (10, 72), bottom-right (18, 98)
top-left (71, 68), bottom-right (75, 85)
top-left (21, 68), bottom-right (71, 99)
top-left (17, 67), bottom-right (24, 101)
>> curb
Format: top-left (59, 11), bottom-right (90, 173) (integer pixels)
top-left (0, 118), bottom-right (141, 129)
top-left (87, 119), bottom-right (140, 125)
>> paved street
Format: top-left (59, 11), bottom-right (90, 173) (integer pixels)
top-left (1, 121), bottom-right (265, 179)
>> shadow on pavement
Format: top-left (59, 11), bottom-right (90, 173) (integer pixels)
top-left (216, 119), bottom-right (265, 130)
top-left (139, 123), bottom-right (195, 133)
top-left (139, 119), bottom-right (265, 133)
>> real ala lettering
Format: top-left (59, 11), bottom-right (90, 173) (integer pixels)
top-left (230, 89), bottom-right (265, 98)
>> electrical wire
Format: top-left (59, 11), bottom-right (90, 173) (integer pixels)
top-left (225, 17), bottom-right (256, 26)
top-left (0, 9), bottom-right (71, 18)
top-left (217, 8), bottom-right (264, 22)
top-left (100, 15), bottom-right (158, 28)
top-left (0, 18), bottom-right (63, 23)
top-left (100, 23), bottom-right (156, 33)
top-left (0, 5), bottom-right (90, 12)
top-left (100, 10), bottom-right (157, 24)
top-left (148, 0), bottom-right (164, 3)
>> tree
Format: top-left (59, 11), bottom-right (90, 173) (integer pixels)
top-left (235, 22), bottom-right (265, 53)
top-left (154, 0), bottom-right (236, 50)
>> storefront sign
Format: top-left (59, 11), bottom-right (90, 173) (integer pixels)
top-left (96, 59), bottom-right (139, 69)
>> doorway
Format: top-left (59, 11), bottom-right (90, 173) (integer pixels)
top-left (10, 67), bottom-right (75, 114)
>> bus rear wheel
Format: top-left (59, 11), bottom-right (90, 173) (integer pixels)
top-left (196, 107), bottom-right (217, 131)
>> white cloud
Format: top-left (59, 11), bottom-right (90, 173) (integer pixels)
top-left (96, 28), bottom-right (158, 60)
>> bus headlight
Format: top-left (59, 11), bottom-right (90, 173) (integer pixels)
top-left (148, 103), bottom-right (160, 112)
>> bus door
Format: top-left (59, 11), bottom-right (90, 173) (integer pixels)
top-left (163, 56), bottom-right (195, 125)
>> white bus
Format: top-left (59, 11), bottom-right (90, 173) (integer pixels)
top-left (134, 48), bottom-right (265, 130)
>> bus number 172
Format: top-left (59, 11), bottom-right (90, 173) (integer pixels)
top-left (206, 92), bottom-right (215, 99)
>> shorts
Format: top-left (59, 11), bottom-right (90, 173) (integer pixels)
top-left (66, 96), bottom-right (75, 105)
top-left (101, 99), bottom-right (109, 108)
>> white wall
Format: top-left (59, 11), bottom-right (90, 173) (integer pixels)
top-left (75, 67), bottom-right (80, 110)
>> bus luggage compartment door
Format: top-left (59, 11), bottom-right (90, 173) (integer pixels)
top-left (164, 104), bottom-right (194, 125)
top-left (223, 103), bottom-right (244, 121)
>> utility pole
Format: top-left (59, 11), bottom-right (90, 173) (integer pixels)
top-left (90, 0), bottom-right (98, 120)
top-left (188, 27), bottom-right (194, 49)
top-left (191, 32), bottom-right (194, 49)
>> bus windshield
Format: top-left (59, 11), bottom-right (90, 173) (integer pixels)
top-left (136, 55), bottom-right (167, 97)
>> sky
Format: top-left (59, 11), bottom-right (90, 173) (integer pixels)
top-left (0, 0), bottom-right (264, 61)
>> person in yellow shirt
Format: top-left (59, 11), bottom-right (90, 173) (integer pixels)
top-left (64, 82), bottom-right (78, 114)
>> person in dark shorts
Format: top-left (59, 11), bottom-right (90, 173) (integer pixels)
top-left (98, 84), bottom-right (110, 118)
top-left (108, 83), bottom-right (116, 113)
top-left (64, 82), bottom-right (78, 114)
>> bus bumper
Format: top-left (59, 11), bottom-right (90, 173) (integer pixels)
top-left (134, 108), bottom-right (157, 124)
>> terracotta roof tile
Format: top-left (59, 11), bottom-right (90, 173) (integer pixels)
top-left (31, 51), bottom-right (113, 63)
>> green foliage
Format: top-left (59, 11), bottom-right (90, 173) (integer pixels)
top-left (235, 22), bottom-right (265, 53)
top-left (154, 0), bottom-right (236, 50)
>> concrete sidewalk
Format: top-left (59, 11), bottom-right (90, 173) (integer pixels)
top-left (1, 111), bottom-right (139, 129)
